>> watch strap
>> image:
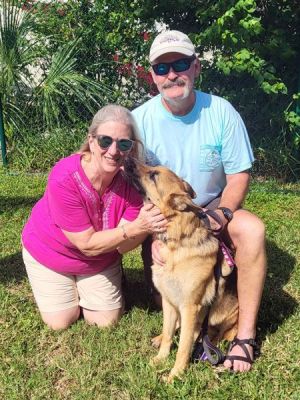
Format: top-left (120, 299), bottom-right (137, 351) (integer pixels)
top-left (216, 207), bottom-right (233, 222)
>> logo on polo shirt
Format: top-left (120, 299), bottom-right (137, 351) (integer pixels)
top-left (199, 145), bottom-right (222, 171)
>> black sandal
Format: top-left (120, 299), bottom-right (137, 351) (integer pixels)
top-left (225, 337), bottom-right (259, 366)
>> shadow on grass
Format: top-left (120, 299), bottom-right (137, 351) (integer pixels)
top-left (257, 239), bottom-right (298, 340)
top-left (123, 267), bottom-right (154, 312)
top-left (0, 251), bottom-right (26, 284)
top-left (124, 238), bottom-right (298, 341)
top-left (0, 239), bottom-right (297, 342)
top-left (0, 196), bottom-right (40, 213)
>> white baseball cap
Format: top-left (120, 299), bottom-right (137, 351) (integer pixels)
top-left (149, 30), bottom-right (195, 63)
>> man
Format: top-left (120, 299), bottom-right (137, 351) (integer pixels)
top-left (132, 30), bottom-right (266, 372)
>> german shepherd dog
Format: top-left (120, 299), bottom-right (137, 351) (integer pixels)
top-left (136, 163), bottom-right (238, 382)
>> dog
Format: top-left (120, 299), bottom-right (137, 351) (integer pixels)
top-left (136, 163), bottom-right (238, 382)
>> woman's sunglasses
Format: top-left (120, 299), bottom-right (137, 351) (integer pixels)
top-left (96, 135), bottom-right (134, 152)
top-left (152, 55), bottom-right (196, 76)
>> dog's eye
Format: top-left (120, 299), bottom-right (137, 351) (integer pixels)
top-left (149, 171), bottom-right (159, 181)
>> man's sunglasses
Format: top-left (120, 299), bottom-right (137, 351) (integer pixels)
top-left (96, 135), bottom-right (134, 152)
top-left (152, 55), bottom-right (196, 76)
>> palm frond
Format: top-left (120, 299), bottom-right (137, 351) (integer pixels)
top-left (34, 40), bottom-right (114, 129)
top-left (0, 0), bottom-right (37, 132)
top-left (1, 3), bottom-right (114, 133)
top-left (0, 0), bottom-right (35, 87)
top-left (1, 99), bottom-right (24, 134)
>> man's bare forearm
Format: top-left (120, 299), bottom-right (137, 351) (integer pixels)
top-left (219, 171), bottom-right (250, 211)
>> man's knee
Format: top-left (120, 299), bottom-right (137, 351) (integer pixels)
top-left (230, 210), bottom-right (265, 243)
top-left (245, 214), bottom-right (265, 242)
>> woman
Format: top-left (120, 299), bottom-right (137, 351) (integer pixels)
top-left (22, 104), bottom-right (166, 330)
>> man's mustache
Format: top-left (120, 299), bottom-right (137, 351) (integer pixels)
top-left (162, 78), bottom-right (186, 89)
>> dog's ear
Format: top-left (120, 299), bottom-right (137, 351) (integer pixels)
top-left (182, 180), bottom-right (197, 199)
top-left (168, 193), bottom-right (201, 212)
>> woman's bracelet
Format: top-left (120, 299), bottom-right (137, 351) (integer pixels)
top-left (121, 224), bottom-right (136, 240)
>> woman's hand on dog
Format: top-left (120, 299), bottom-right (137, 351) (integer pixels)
top-left (134, 203), bottom-right (167, 235)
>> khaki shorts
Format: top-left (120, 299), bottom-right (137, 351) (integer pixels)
top-left (22, 248), bottom-right (123, 313)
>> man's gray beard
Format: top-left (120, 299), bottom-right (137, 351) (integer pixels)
top-left (162, 84), bottom-right (191, 104)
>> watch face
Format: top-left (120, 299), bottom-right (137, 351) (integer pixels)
top-left (218, 207), bottom-right (233, 221)
top-left (224, 209), bottom-right (232, 220)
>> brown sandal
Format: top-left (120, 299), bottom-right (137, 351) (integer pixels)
top-left (225, 337), bottom-right (259, 366)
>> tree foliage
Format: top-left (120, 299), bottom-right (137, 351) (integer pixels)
top-left (140, 0), bottom-right (300, 156)
top-left (32, 0), bottom-right (155, 107)
top-left (1, 0), bottom-right (299, 177)
top-left (0, 0), bottom-right (113, 137)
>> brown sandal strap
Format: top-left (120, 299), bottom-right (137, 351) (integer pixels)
top-left (225, 337), bottom-right (257, 365)
top-left (225, 355), bottom-right (254, 364)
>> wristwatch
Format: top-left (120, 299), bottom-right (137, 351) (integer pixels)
top-left (216, 207), bottom-right (234, 222)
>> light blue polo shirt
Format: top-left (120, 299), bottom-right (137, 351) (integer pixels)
top-left (132, 90), bottom-right (254, 206)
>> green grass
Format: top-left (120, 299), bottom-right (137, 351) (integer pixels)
top-left (0, 169), bottom-right (299, 400)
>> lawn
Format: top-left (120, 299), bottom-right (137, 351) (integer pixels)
top-left (0, 169), bottom-right (299, 400)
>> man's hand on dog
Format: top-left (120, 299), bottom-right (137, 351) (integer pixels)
top-left (204, 208), bottom-right (228, 232)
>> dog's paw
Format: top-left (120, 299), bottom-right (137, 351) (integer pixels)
top-left (163, 370), bottom-right (182, 384)
top-left (151, 334), bottom-right (163, 348)
top-left (161, 373), bottom-right (173, 384)
top-left (162, 373), bottom-right (175, 384)
top-left (150, 355), bottom-right (166, 366)
top-left (150, 355), bottom-right (161, 366)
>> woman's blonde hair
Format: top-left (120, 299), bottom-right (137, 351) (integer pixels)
top-left (79, 104), bottom-right (144, 162)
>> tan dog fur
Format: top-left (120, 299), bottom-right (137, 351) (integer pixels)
top-left (138, 164), bottom-right (238, 382)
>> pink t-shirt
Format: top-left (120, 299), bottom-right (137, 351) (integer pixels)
top-left (22, 154), bottom-right (143, 275)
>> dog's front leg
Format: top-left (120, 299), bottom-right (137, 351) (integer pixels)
top-left (167, 304), bottom-right (199, 382)
top-left (151, 298), bottom-right (178, 365)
